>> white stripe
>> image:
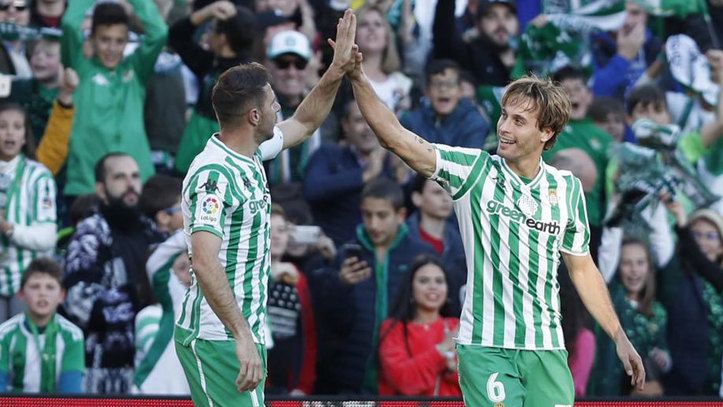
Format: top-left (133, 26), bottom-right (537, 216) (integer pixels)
top-left (20, 324), bottom-right (40, 392)
top-left (191, 340), bottom-right (214, 407)
top-left (480, 169), bottom-right (499, 346)
top-left (518, 180), bottom-right (535, 348)
top-left (455, 194), bottom-right (475, 344)
top-left (499, 176), bottom-right (516, 348)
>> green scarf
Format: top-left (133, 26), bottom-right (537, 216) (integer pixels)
top-left (26, 314), bottom-right (59, 393)
top-left (358, 223), bottom-right (409, 393)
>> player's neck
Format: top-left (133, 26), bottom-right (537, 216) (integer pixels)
top-left (504, 156), bottom-right (541, 180)
top-left (217, 129), bottom-right (258, 159)
top-left (420, 215), bottom-right (445, 239)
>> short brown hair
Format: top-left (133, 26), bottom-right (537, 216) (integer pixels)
top-left (501, 75), bottom-right (571, 150)
top-left (21, 258), bottom-right (63, 289)
top-left (212, 62), bottom-right (270, 129)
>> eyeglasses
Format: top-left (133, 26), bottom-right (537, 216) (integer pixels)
top-left (692, 231), bottom-right (721, 242)
top-left (273, 57), bottom-right (308, 71)
top-left (0, 1), bottom-right (28, 11)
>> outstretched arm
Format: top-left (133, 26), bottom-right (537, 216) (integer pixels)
top-left (348, 64), bottom-right (436, 177)
top-left (563, 252), bottom-right (646, 391)
top-left (277, 10), bottom-right (357, 149)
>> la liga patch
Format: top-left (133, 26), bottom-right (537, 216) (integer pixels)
top-left (199, 195), bottom-right (222, 223)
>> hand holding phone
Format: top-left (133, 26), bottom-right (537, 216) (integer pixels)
top-left (339, 243), bottom-right (371, 285)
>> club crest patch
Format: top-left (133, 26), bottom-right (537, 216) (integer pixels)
top-left (517, 193), bottom-right (538, 217)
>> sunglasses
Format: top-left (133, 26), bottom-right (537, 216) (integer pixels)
top-left (273, 58), bottom-right (308, 70)
top-left (0, 2), bottom-right (27, 11)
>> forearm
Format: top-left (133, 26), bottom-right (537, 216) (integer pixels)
top-left (36, 100), bottom-right (74, 176)
top-left (569, 263), bottom-right (623, 340)
top-left (193, 259), bottom-right (250, 339)
top-left (10, 222), bottom-right (57, 251)
top-left (128, 0), bottom-right (168, 41)
top-left (60, 0), bottom-right (93, 67)
top-left (351, 75), bottom-right (436, 176)
top-left (286, 66), bottom-right (345, 148)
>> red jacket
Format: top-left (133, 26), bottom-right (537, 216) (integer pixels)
top-left (378, 317), bottom-right (461, 396)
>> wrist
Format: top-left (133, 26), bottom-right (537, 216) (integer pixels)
top-left (57, 95), bottom-right (73, 109)
top-left (190, 9), bottom-right (210, 26)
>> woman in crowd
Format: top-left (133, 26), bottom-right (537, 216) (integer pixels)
top-left (356, 5), bottom-right (412, 116)
top-left (0, 103), bottom-right (59, 321)
top-left (662, 201), bottom-right (723, 396)
top-left (267, 204), bottom-right (317, 395)
top-left (377, 255), bottom-right (461, 396)
top-left (590, 237), bottom-right (670, 396)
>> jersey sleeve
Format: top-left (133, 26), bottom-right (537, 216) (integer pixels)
top-left (430, 143), bottom-right (489, 200)
top-left (186, 167), bottom-right (237, 238)
top-left (60, 329), bottom-right (85, 374)
top-left (32, 172), bottom-right (57, 224)
top-left (257, 126), bottom-right (285, 161)
top-left (561, 176), bottom-right (590, 255)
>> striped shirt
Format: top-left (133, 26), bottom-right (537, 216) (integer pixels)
top-left (177, 134), bottom-right (273, 345)
top-left (432, 144), bottom-right (590, 350)
top-left (0, 313), bottom-right (84, 392)
top-left (0, 156), bottom-right (57, 296)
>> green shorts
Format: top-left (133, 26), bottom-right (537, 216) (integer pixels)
top-left (457, 345), bottom-right (574, 407)
top-left (175, 332), bottom-right (267, 407)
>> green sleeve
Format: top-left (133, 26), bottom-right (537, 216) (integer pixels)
top-left (678, 131), bottom-right (706, 164)
top-left (60, 0), bottom-right (94, 69)
top-left (0, 329), bottom-right (11, 374)
top-left (126, 0), bottom-right (169, 84)
top-left (60, 331), bottom-right (85, 373)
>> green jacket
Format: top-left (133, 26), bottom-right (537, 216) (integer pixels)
top-left (60, 0), bottom-right (167, 195)
top-left (543, 118), bottom-right (614, 227)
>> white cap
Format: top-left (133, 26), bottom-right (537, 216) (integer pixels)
top-left (267, 30), bottom-right (312, 61)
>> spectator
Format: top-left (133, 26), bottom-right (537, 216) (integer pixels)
top-left (6, 35), bottom-right (62, 139)
top-left (588, 97), bottom-right (628, 143)
top-left (170, 1), bottom-right (257, 174)
top-left (133, 230), bottom-right (190, 395)
top-left (356, 5), bottom-right (412, 115)
top-left (266, 204), bottom-right (317, 396)
top-left (406, 175), bottom-right (466, 315)
top-left (544, 66), bottom-right (614, 255)
top-left (29, 0), bottom-right (65, 28)
top-left (0, 258), bottom-right (84, 392)
top-left (60, 0), bottom-right (167, 198)
top-left (315, 178), bottom-right (435, 394)
top-left (433, 0), bottom-right (519, 87)
top-left (558, 266), bottom-right (595, 397)
top-left (303, 98), bottom-right (402, 245)
top-left (62, 153), bottom-right (166, 394)
top-left (264, 30), bottom-right (320, 186)
top-left (377, 255), bottom-right (461, 396)
top-left (662, 201), bottom-right (723, 396)
top-left (400, 59), bottom-right (490, 149)
top-left (590, 237), bottom-right (670, 396)
top-left (138, 174), bottom-right (183, 234)
top-left (0, 103), bottom-right (58, 322)
top-left (590, 1), bottom-right (661, 99)
top-left (0, 0), bottom-right (31, 78)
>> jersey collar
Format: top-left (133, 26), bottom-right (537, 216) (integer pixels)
top-left (500, 156), bottom-right (546, 190)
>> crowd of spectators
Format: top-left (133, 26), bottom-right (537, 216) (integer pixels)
top-left (0, 0), bottom-right (720, 399)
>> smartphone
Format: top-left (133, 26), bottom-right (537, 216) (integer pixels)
top-left (291, 225), bottom-right (322, 245)
top-left (342, 243), bottom-right (363, 260)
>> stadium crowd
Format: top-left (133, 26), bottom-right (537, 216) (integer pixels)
top-left (0, 0), bottom-right (720, 399)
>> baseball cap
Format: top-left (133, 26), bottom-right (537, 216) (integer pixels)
top-left (477, 0), bottom-right (517, 17)
top-left (267, 30), bottom-right (312, 61)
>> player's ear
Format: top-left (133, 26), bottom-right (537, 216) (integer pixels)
top-left (248, 108), bottom-right (260, 126)
top-left (540, 127), bottom-right (554, 144)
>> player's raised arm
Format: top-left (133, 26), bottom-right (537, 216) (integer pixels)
top-left (563, 252), bottom-right (646, 391)
top-left (277, 10), bottom-right (358, 149)
top-left (346, 52), bottom-right (436, 178)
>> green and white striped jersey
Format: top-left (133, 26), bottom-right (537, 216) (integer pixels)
top-left (0, 156), bottom-right (57, 296)
top-left (0, 313), bottom-right (84, 392)
top-left (177, 135), bottom-right (272, 345)
top-left (432, 144), bottom-right (590, 350)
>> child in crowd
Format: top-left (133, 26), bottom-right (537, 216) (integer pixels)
top-left (0, 258), bottom-right (84, 392)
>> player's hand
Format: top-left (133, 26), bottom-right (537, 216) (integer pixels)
top-left (235, 333), bottom-right (264, 392)
top-left (327, 10), bottom-right (358, 75)
top-left (339, 256), bottom-right (371, 285)
top-left (614, 330), bottom-right (646, 391)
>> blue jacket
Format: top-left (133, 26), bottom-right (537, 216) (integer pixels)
top-left (405, 212), bottom-right (467, 316)
top-left (400, 98), bottom-right (490, 148)
top-left (316, 224), bottom-right (435, 394)
top-left (303, 143), bottom-right (397, 245)
top-left (590, 30), bottom-right (661, 100)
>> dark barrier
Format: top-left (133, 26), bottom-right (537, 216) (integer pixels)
top-left (1, 396), bottom-right (723, 406)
